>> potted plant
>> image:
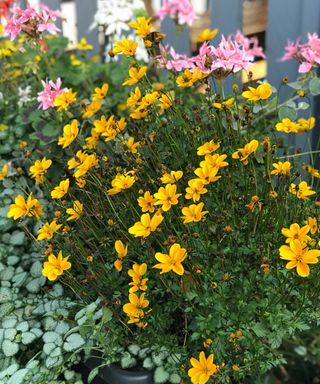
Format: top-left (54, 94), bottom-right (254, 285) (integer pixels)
top-left (5, 3), bottom-right (320, 384)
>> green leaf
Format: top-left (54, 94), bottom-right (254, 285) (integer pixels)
top-left (278, 105), bottom-right (297, 121)
top-left (88, 367), bottom-right (100, 384)
top-left (10, 231), bottom-right (25, 245)
top-left (309, 77), bottom-right (320, 95)
top-left (63, 333), bottom-right (85, 351)
top-left (102, 307), bottom-right (112, 323)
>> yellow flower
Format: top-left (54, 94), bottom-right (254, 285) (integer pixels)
top-left (194, 164), bottom-right (221, 185)
top-left (66, 200), bottom-right (83, 221)
top-left (188, 351), bottom-right (218, 384)
top-left (245, 195), bottom-right (262, 213)
top-left (8, 193), bottom-right (43, 220)
top-left (82, 100), bottom-right (102, 119)
top-left (158, 94), bottom-right (173, 109)
top-left (37, 220), bottom-right (62, 241)
top-left (269, 191), bottom-right (278, 199)
top-left (271, 161), bottom-right (291, 176)
top-left (154, 184), bottom-right (181, 211)
top-left (128, 213), bottom-right (164, 238)
top-left (279, 239), bottom-right (320, 277)
top-left (54, 89), bottom-right (77, 111)
top-left (275, 118), bottom-right (300, 133)
top-left (113, 39), bottom-right (138, 56)
top-left (29, 157), bottom-right (52, 184)
top-left (114, 259), bottom-right (123, 271)
top-left (200, 154), bottom-right (228, 169)
top-left (197, 140), bottom-right (220, 156)
top-left (197, 28), bottom-right (218, 43)
top-left (0, 163), bottom-right (8, 181)
top-left (232, 139), bottom-right (259, 165)
top-left (58, 120), bottom-right (79, 148)
top-left (137, 191), bottom-right (156, 213)
top-left (75, 37), bottom-right (93, 50)
top-left (153, 243), bottom-right (187, 275)
top-left (242, 83), bottom-right (272, 101)
top-left (42, 250), bottom-right (71, 281)
top-left (176, 68), bottom-right (203, 88)
top-left (107, 172), bottom-right (136, 195)
top-left (160, 170), bottom-right (183, 184)
top-left (138, 91), bottom-right (159, 109)
top-left (305, 217), bottom-right (318, 234)
top-left (73, 154), bottom-right (98, 178)
top-left (281, 223), bottom-right (311, 244)
top-left (181, 202), bottom-right (208, 224)
top-left (127, 87), bottom-right (141, 108)
top-left (115, 240), bottom-right (128, 259)
top-left (51, 179), bottom-right (70, 200)
top-left (128, 17), bottom-right (152, 38)
top-left (303, 164), bottom-right (320, 178)
top-left (185, 179), bottom-right (208, 202)
top-left (123, 137), bottom-right (141, 153)
top-left (212, 97), bottom-right (235, 109)
top-left (128, 263), bottom-right (148, 293)
top-left (70, 54), bottom-right (81, 66)
top-left (297, 117), bottom-right (315, 133)
top-left (122, 66), bottom-right (147, 86)
top-left (92, 83), bottom-right (109, 101)
top-left (289, 181), bottom-right (316, 200)
top-left (123, 293), bottom-right (149, 324)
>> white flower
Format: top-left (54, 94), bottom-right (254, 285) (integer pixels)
top-left (0, 92), bottom-right (3, 102)
top-left (18, 86), bottom-right (32, 107)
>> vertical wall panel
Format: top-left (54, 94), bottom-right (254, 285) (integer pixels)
top-left (210, 0), bottom-right (243, 37)
top-left (75, 0), bottom-right (98, 51)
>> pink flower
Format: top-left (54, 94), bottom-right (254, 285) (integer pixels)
top-left (157, 0), bottom-right (196, 26)
top-left (281, 33), bottom-right (320, 73)
top-left (37, 78), bottom-right (66, 110)
top-left (4, 2), bottom-right (60, 41)
top-left (158, 45), bottom-right (195, 71)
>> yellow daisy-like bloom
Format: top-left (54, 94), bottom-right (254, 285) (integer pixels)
top-left (128, 17), bottom-right (152, 38)
top-left (70, 54), bottom-right (81, 66)
top-left (200, 154), bottom-right (228, 169)
top-left (279, 239), bottom-right (320, 277)
top-left (8, 193), bottom-right (43, 220)
top-left (122, 66), bottom-right (147, 86)
top-left (281, 223), bottom-right (311, 244)
top-left (123, 292), bottom-right (149, 324)
top-left (0, 163), bottom-right (8, 181)
top-left (127, 87), bottom-right (141, 108)
top-left (113, 39), bottom-right (138, 57)
top-left (289, 181), bottom-right (316, 200)
top-left (303, 164), bottom-right (320, 179)
top-left (29, 157), bottom-right (52, 184)
top-left (176, 68), bottom-right (204, 88)
top-left (275, 118), bottom-right (300, 133)
top-left (82, 100), bottom-right (102, 119)
top-left (138, 91), bottom-right (159, 110)
top-left (115, 240), bottom-right (128, 259)
top-left (232, 139), bottom-right (259, 165)
top-left (137, 191), bottom-right (156, 213)
top-left (194, 164), bottom-right (221, 185)
top-left (160, 170), bottom-right (183, 184)
top-left (123, 137), bottom-right (141, 154)
top-left (154, 184), bottom-right (182, 211)
top-left (305, 217), bottom-right (318, 234)
top-left (153, 243), bottom-right (187, 275)
top-left (92, 83), bottom-right (109, 101)
top-left (58, 120), bottom-right (79, 149)
top-left (51, 179), bottom-right (70, 200)
top-left (75, 37), bottom-right (93, 50)
top-left (128, 263), bottom-right (148, 293)
top-left (181, 202), bottom-right (208, 224)
top-left (54, 89), bottom-right (77, 111)
top-left (245, 195), bottom-right (262, 213)
top-left (42, 250), bottom-right (71, 281)
top-left (37, 220), bottom-right (62, 241)
top-left (197, 140), bottom-right (220, 156)
top-left (197, 28), bottom-right (218, 43)
top-left (114, 259), bottom-right (123, 272)
top-left (128, 213), bottom-right (164, 238)
top-left (158, 94), bottom-right (173, 109)
top-left (212, 97), bottom-right (235, 109)
top-left (188, 351), bottom-right (218, 384)
top-left (185, 179), bottom-right (208, 202)
top-left (271, 161), bottom-right (291, 176)
top-left (107, 172), bottom-right (136, 195)
top-left (297, 117), bottom-right (315, 133)
top-left (66, 200), bottom-right (83, 221)
top-left (242, 83), bottom-right (272, 102)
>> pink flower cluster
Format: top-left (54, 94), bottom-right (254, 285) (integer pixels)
top-left (158, 32), bottom-right (265, 76)
top-left (281, 33), bottom-right (320, 73)
top-left (157, 0), bottom-right (196, 27)
top-left (37, 78), bottom-right (66, 110)
top-left (5, 2), bottom-right (60, 41)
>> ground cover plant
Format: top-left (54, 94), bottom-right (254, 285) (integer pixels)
top-left (2, 1), bottom-right (320, 383)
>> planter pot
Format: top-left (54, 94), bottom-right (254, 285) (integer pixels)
top-left (79, 356), bottom-right (154, 384)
